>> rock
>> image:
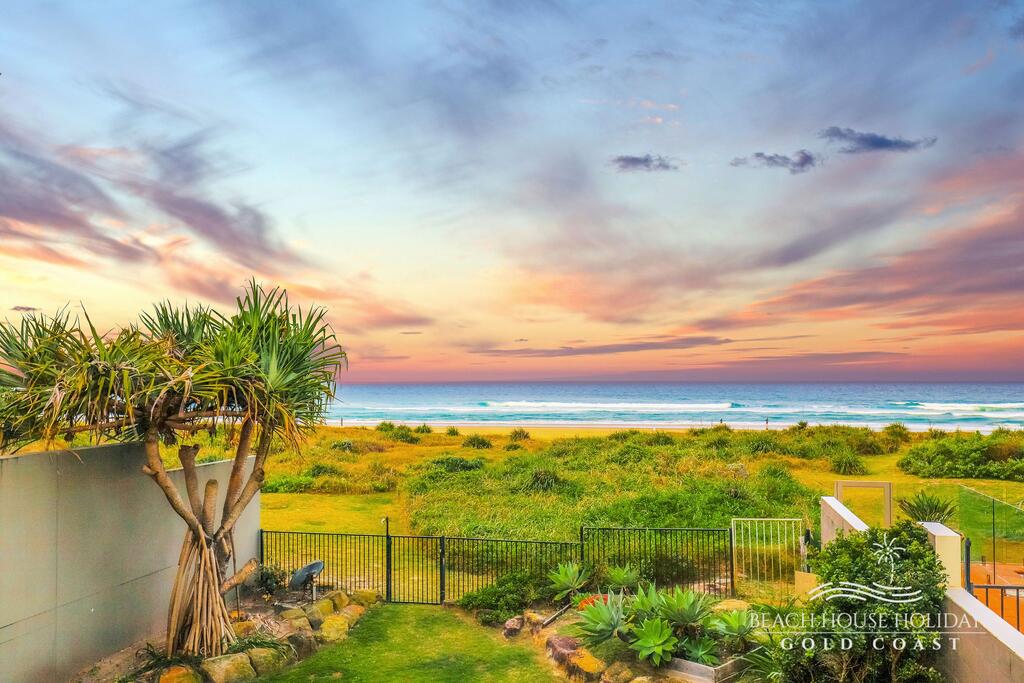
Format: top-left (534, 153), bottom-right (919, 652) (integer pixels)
top-left (545, 634), bottom-right (579, 664)
top-left (601, 661), bottom-right (640, 683)
top-left (159, 665), bottom-right (203, 683)
top-left (325, 590), bottom-right (351, 610)
top-left (279, 607), bottom-right (305, 620)
top-left (523, 610), bottom-right (546, 632)
top-left (502, 615), bottom-right (524, 637)
top-left (302, 604), bottom-right (325, 630)
top-left (339, 604), bottom-right (367, 625)
top-left (628, 678), bottom-right (655, 683)
top-left (313, 597), bottom-right (336, 616)
top-left (232, 620), bottom-right (258, 637)
top-left (200, 653), bottom-right (256, 683)
top-left (288, 616), bottom-right (314, 632)
top-left (351, 589), bottom-right (381, 606)
top-left (287, 630), bottom-right (319, 658)
top-left (713, 598), bottom-right (751, 612)
top-left (246, 647), bottom-right (290, 676)
top-left (567, 649), bottom-right (606, 681)
top-left (274, 602), bottom-right (301, 615)
top-left (318, 614), bottom-right (351, 642)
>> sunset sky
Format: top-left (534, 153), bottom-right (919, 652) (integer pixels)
top-left (2, 1), bottom-right (1023, 382)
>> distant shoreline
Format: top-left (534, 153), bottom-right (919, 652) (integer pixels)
top-left (328, 419), bottom-right (1011, 434)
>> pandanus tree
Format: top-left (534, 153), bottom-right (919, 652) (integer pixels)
top-left (0, 281), bottom-right (345, 656)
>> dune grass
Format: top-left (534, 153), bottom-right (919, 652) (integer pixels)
top-left (257, 604), bottom-right (558, 682)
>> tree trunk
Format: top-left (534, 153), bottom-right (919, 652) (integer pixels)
top-left (166, 529), bottom-right (237, 656)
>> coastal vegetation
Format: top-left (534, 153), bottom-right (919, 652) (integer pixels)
top-left (898, 429), bottom-right (1024, 481)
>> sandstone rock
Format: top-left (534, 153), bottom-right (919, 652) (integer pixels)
top-left (351, 589), bottom-right (381, 606)
top-left (713, 598), bottom-right (751, 612)
top-left (232, 620), bottom-right (258, 637)
top-left (159, 665), bottom-right (202, 683)
top-left (313, 597), bottom-right (336, 616)
top-left (246, 647), bottom-right (289, 676)
top-left (317, 614), bottom-right (351, 642)
top-left (340, 604), bottom-right (367, 625)
top-left (545, 634), bottom-right (579, 664)
top-left (523, 610), bottom-right (546, 631)
top-left (287, 630), bottom-right (319, 658)
top-left (274, 602), bottom-right (301, 615)
top-left (200, 653), bottom-right (256, 683)
top-left (325, 590), bottom-right (351, 610)
top-left (289, 615), bottom-right (314, 632)
top-left (302, 604), bottom-right (325, 630)
top-left (502, 615), bottom-right (524, 637)
top-left (279, 607), bottom-right (305, 620)
top-left (601, 661), bottom-right (640, 683)
top-left (567, 649), bottom-right (606, 681)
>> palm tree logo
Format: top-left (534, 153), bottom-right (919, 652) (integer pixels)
top-left (872, 533), bottom-right (905, 585)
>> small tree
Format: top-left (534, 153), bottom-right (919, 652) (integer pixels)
top-left (0, 281), bottom-right (345, 656)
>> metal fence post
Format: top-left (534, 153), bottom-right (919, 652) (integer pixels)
top-left (439, 536), bottom-right (446, 604)
top-left (728, 526), bottom-right (736, 596)
top-left (579, 526), bottom-right (585, 566)
top-left (385, 516), bottom-right (393, 603)
top-left (964, 537), bottom-right (972, 593)
top-left (259, 529), bottom-right (264, 565)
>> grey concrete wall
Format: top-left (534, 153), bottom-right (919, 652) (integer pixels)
top-left (0, 444), bottom-right (259, 683)
top-left (938, 588), bottom-right (1024, 682)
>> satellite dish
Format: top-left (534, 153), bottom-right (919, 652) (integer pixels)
top-left (289, 560), bottom-right (325, 594)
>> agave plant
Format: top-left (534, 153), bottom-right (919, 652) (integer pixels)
top-left (897, 491), bottom-right (956, 524)
top-left (0, 281), bottom-right (345, 657)
top-left (605, 563), bottom-right (641, 592)
top-left (548, 561), bottom-right (590, 601)
top-left (629, 618), bottom-right (678, 667)
top-left (712, 610), bottom-right (756, 653)
top-left (680, 634), bottom-right (720, 666)
top-left (576, 589), bottom-right (630, 645)
top-left (630, 582), bottom-right (664, 622)
top-left (658, 586), bottom-right (718, 638)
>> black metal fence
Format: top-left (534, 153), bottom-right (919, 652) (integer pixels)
top-left (261, 524), bottom-right (733, 605)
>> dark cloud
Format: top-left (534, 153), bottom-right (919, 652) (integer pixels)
top-left (819, 126), bottom-right (937, 153)
top-left (1011, 15), bottom-right (1024, 41)
top-left (631, 49), bottom-right (688, 63)
top-left (611, 154), bottom-right (679, 172)
top-left (470, 335), bottom-right (730, 357)
top-left (730, 150), bottom-right (820, 174)
top-left (11, 306), bottom-right (38, 312)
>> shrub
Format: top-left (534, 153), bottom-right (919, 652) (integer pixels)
top-left (883, 422), bottom-right (912, 444)
top-left (605, 564), bottom-right (641, 592)
top-left (261, 474), bottom-right (315, 493)
top-left (305, 462), bottom-right (341, 478)
top-left (899, 432), bottom-right (1024, 481)
top-left (255, 563), bottom-right (288, 598)
top-left (645, 431), bottom-right (675, 446)
top-left (367, 461), bottom-right (398, 492)
top-left (610, 442), bottom-right (654, 464)
top-left (413, 424), bottom-right (433, 434)
top-left (375, 421), bottom-right (395, 432)
top-left (746, 432), bottom-right (781, 455)
top-left (431, 455), bottom-right (484, 472)
top-left (504, 442), bottom-right (523, 451)
top-left (446, 426), bottom-right (460, 436)
top-left (509, 427), bottom-right (530, 442)
top-left (456, 572), bottom-right (546, 624)
top-left (897, 491), bottom-right (956, 523)
top-left (829, 451), bottom-right (867, 475)
top-left (463, 434), bottom-right (493, 449)
top-left (330, 440), bottom-right (355, 452)
top-left (630, 618), bottom-right (678, 667)
top-left (386, 424), bottom-right (420, 444)
top-left (548, 562), bottom-right (590, 601)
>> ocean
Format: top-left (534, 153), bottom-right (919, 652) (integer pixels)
top-left (328, 383), bottom-right (1024, 432)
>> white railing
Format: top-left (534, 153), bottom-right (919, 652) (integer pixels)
top-left (731, 517), bottom-right (804, 598)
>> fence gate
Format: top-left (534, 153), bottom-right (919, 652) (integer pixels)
top-left (730, 518), bottom-right (804, 598)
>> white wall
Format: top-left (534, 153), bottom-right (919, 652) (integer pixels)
top-left (0, 444), bottom-right (259, 683)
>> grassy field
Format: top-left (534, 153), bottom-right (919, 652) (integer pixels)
top-left (258, 603), bottom-right (559, 682)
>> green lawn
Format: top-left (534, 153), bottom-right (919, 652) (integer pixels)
top-left (259, 604), bottom-right (559, 682)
